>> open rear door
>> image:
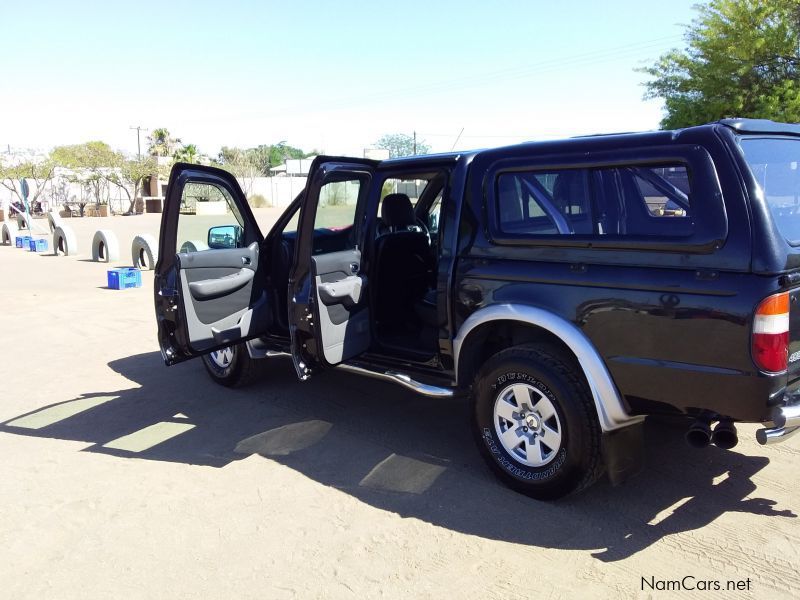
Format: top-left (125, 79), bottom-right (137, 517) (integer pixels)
top-left (288, 157), bottom-right (377, 379)
top-left (155, 163), bottom-right (270, 365)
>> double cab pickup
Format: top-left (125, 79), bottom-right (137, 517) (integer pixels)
top-left (154, 119), bottom-right (800, 499)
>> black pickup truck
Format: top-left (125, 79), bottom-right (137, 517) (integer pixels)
top-left (154, 118), bottom-right (800, 499)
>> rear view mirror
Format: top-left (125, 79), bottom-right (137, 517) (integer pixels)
top-left (208, 225), bottom-right (242, 249)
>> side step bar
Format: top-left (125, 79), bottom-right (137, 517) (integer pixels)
top-left (756, 404), bottom-right (800, 445)
top-left (251, 343), bottom-right (456, 398)
top-left (337, 363), bottom-right (455, 398)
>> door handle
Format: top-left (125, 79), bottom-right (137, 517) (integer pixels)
top-left (318, 275), bottom-right (364, 307)
top-left (188, 268), bottom-right (254, 300)
top-left (349, 262), bottom-right (359, 274)
top-left (242, 256), bottom-right (251, 266)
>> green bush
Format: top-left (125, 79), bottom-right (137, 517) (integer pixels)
top-left (248, 194), bottom-right (268, 208)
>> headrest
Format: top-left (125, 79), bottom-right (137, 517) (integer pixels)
top-left (381, 193), bottom-right (415, 228)
top-left (553, 171), bottom-right (585, 207)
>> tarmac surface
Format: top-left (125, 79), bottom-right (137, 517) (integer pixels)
top-left (1, 212), bottom-right (798, 599)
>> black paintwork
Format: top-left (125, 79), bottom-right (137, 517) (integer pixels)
top-left (157, 121), bottom-right (800, 424)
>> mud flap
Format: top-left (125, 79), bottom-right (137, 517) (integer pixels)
top-left (602, 420), bottom-right (645, 486)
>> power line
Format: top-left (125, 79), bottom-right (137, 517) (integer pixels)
top-left (316, 35), bottom-right (683, 111)
top-left (183, 35), bottom-right (683, 124)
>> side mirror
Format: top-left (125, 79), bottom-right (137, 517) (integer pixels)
top-left (208, 225), bottom-right (242, 249)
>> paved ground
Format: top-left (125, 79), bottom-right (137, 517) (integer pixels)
top-left (1, 217), bottom-right (798, 599)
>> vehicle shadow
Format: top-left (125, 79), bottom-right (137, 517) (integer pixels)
top-left (1, 351), bottom-right (794, 561)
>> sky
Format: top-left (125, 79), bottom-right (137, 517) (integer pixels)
top-left (0, 0), bottom-right (700, 158)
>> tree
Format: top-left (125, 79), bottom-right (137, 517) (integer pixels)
top-left (51, 141), bottom-right (119, 209)
top-left (0, 156), bottom-right (57, 212)
top-left (217, 143), bottom-right (313, 176)
top-left (641, 0), bottom-right (800, 129)
top-left (218, 149), bottom-right (260, 197)
top-left (268, 141), bottom-right (309, 168)
top-left (375, 133), bottom-right (430, 158)
top-left (174, 143), bottom-right (199, 164)
top-left (147, 128), bottom-right (181, 157)
top-left (104, 156), bottom-right (160, 214)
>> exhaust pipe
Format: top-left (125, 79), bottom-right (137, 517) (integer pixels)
top-left (685, 420), bottom-right (712, 448)
top-left (711, 420), bottom-right (738, 449)
top-left (771, 404), bottom-right (800, 429)
top-left (756, 404), bottom-right (800, 445)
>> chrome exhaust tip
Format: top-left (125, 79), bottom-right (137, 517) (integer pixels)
top-left (756, 404), bottom-right (800, 445)
top-left (773, 404), bottom-right (800, 429)
top-left (711, 420), bottom-right (738, 449)
top-left (685, 420), bottom-right (712, 448)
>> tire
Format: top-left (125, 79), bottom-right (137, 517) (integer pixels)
top-left (131, 234), bottom-right (158, 270)
top-left (52, 225), bottom-right (78, 256)
top-left (1, 222), bottom-right (17, 245)
top-left (91, 229), bottom-right (120, 262)
top-left (16, 212), bottom-right (31, 230)
top-left (471, 344), bottom-right (603, 500)
top-left (201, 343), bottom-right (261, 388)
top-left (180, 240), bottom-right (208, 253)
top-left (46, 211), bottom-right (63, 233)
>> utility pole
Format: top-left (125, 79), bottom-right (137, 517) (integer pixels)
top-left (129, 126), bottom-right (147, 159)
top-left (413, 130), bottom-right (417, 155)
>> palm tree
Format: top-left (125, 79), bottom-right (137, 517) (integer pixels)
top-left (174, 143), bottom-right (199, 164)
top-left (147, 128), bottom-right (181, 157)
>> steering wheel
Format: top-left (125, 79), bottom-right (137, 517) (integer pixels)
top-left (412, 217), bottom-right (431, 245)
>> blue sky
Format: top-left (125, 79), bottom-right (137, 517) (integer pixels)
top-left (0, 0), bottom-right (699, 156)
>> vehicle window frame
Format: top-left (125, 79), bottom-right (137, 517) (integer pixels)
top-left (484, 145), bottom-right (727, 253)
top-left (307, 171), bottom-right (371, 256)
top-left (162, 168), bottom-right (263, 263)
top-left (368, 169), bottom-right (447, 232)
top-left (175, 181), bottom-right (246, 254)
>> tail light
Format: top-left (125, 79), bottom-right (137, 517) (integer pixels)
top-left (752, 292), bottom-right (790, 373)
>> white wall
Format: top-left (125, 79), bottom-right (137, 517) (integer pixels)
top-left (243, 176), bottom-right (307, 207)
top-left (1, 175), bottom-right (135, 215)
top-left (1, 173), bottom-right (310, 216)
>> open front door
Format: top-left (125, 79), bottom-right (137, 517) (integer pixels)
top-left (288, 157), bottom-right (377, 379)
top-left (155, 163), bottom-right (270, 365)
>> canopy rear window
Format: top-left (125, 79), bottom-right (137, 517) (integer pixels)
top-left (740, 138), bottom-right (800, 243)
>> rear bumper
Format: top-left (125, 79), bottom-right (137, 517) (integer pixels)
top-left (756, 404), bottom-right (800, 445)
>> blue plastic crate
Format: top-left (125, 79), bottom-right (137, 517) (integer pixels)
top-left (107, 267), bottom-right (142, 290)
top-left (28, 238), bottom-right (48, 252)
top-left (15, 236), bottom-right (32, 248)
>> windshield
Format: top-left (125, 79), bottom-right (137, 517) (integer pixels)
top-left (740, 137), bottom-right (800, 243)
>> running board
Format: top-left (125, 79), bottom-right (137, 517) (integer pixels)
top-left (252, 345), bottom-right (455, 398)
top-left (337, 363), bottom-right (455, 398)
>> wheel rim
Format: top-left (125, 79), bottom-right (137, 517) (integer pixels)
top-left (493, 383), bottom-right (562, 467)
top-left (208, 346), bottom-right (234, 369)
